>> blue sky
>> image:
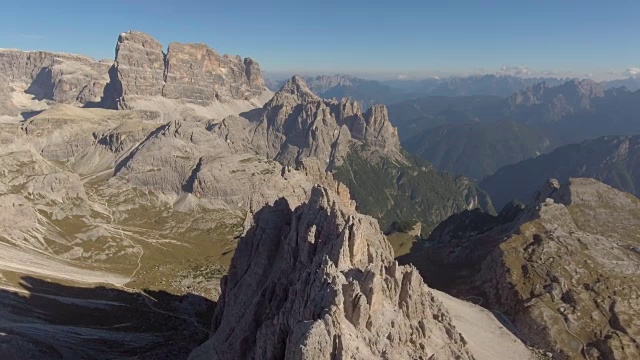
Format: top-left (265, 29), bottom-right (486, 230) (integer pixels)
top-left (1, 0), bottom-right (638, 79)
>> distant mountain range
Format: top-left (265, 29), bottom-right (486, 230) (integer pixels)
top-left (265, 75), bottom-right (640, 183)
top-left (383, 75), bottom-right (568, 97)
top-left (480, 135), bottom-right (640, 209)
top-left (265, 74), bottom-right (405, 109)
top-left (389, 79), bottom-right (640, 180)
top-left (266, 74), bottom-right (569, 108)
top-left (403, 120), bottom-right (552, 181)
top-left (266, 73), bottom-right (640, 109)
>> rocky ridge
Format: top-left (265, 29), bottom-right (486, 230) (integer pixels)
top-left (190, 185), bottom-right (535, 360)
top-left (507, 79), bottom-right (605, 122)
top-left (0, 31), bottom-right (272, 121)
top-left (212, 75), bottom-right (401, 170)
top-left (403, 178), bottom-right (640, 359)
top-left (264, 74), bottom-right (404, 110)
top-left (0, 97), bottom-right (359, 358)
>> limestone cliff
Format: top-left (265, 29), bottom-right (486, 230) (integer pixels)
top-left (0, 48), bottom-right (110, 106)
top-left (103, 31), bottom-right (271, 115)
top-left (190, 185), bottom-right (475, 359)
top-left (211, 75), bottom-right (401, 170)
top-left (212, 76), bottom-right (493, 232)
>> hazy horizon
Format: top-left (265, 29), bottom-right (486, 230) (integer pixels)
top-left (1, 0), bottom-right (639, 81)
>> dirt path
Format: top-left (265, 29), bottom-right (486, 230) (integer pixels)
top-left (85, 184), bottom-right (210, 336)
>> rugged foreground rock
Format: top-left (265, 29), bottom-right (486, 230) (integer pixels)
top-left (403, 178), bottom-right (640, 359)
top-left (190, 186), bottom-right (535, 360)
top-left (0, 102), bottom-right (343, 358)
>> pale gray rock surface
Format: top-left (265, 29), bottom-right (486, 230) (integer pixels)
top-left (0, 102), bottom-right (347, 359)
top-left (0, 48), bottom-right (110, 106)
top-left (103, 31), bottom-right (271, 117)
top-left (107, 31), bottom-right (165, 102)
top-left (211, 76), bottom-right (401, 170)
top-left (164, 42), bottom-right (265, 104)
top-left (190, 185), bottom-right (476, 360)
top-left (0, 74), bottom-right (18, 116)
top-left (212, 76), bottom-right (494, 233)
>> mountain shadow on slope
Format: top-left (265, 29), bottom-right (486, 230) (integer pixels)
top-left (0, 276), bottom-right (215, 359)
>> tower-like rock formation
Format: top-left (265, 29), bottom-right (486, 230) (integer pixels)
top-left (103, 31), bottom-right (270, 111)
top-left (189, 185), bottom-right (475, 359)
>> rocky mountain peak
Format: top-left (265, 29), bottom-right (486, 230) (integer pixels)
top-left (218, 74), bottom-right (401, 170)
top-left (558, 78), bottom-right (605, 104)
top-left (271, 75), bottom-right (321, 104)
top-left (104, 30), bottom-right (271, 111)
top-left (0, 48), bottom-right (110, 111)
top-left (531, 178), bottom-right (561, 204)
top-left (189, 185), bottom-right (475, 359)
top-left (111, 31), bottom-right (165, 100)
top-left (116, 31), bottom-right (163, 53)
top-left (507, 78), bottom-right (607, 121)
top-left (337, 97), bottom-right (363, 117)
top-left (306, 74), bottom-right (355, 93)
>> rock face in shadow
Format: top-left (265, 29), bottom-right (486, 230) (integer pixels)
top-left (0, 276), bottom-right (214, 360)
top-left (190, 185), bottom-right (475, 360)
top-left (0, 48), bottom-right (110, 106)
top-left (104, 31), bottom-right (268, 110)
top-left (403, 178), bottom-right (640, 359)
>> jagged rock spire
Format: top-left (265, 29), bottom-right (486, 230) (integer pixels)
top-left (189, 185), bottom-right (474, 360)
